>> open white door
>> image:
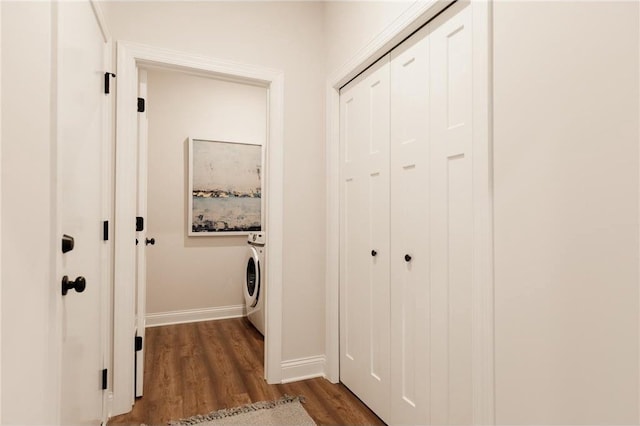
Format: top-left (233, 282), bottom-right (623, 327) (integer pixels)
top-left (135, 70), bottom-right (149, 398)
top-left (57, 1), bottom-right (109, 424)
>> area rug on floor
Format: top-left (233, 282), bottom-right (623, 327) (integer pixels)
top-left (168, 395), bottom-right (316, 426)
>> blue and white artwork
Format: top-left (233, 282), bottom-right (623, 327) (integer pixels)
top-left (189, 139), bottom-right (262, 234)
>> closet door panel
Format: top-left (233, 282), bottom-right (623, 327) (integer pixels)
top-left (429, 3), bottom-right (474, 425)
top-left (339, 57), bottom-right (391, 423)
top-left (341, 81), bottom-right (369, 391)
top-left (390, 29), bottom-right (431, 425)
top-left (341, 84), bottom-right (365, 379)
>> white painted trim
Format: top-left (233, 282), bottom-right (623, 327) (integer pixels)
top-left (100, 32), bottom-right (114, 424)
top-left (145, 305), bottom-right (247, 327)
top-left (280, 356), bottom-right (326, 384)
top-left (113, 41), bottom-right (285, 415)
top-left (89, 0), bottom-right (110, 43)
top-left (118, 42), bottom-right (282, 85)
top-left (0, 2), bottom-right (3, 420)
top-left (324, 82), bottom-right (340, 384)
top-left (264, 72), bottom-right (285, 385)
top-left (87, 4), bottom-right (114, 421)
top-left (134, 69), bottom-right (148, 399)
top-left (325, 0), bottom-right (495, 422)
top-left (471, 1), bottom-right (495, 424)
top-left (113, 42), bottom-right (138, 416)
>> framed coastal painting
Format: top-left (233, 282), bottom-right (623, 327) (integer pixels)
top-left (188, 138), bottom-right (263, 236)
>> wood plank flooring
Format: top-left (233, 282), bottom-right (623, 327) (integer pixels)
top-left (109, 318), bottom-right (384, 425)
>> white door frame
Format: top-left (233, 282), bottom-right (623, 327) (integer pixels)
top-left (0, 2), bottom-right (3, 421)
top-left (134, 69), bottom-right (148, 399)
top-left (89, 3), bottom-right (114, 422)
top-left (113, 42), bottom-right (285, 415)
top-left (325, 1), bottom-right (495, 423)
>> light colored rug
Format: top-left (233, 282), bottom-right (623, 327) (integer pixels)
top-left (168, 395), bottom-right (315, 426)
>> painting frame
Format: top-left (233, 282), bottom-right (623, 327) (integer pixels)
top-left (188, 137), bottom-right (264, 236)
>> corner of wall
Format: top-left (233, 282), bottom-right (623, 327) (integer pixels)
top-left (280, 355), bottom-right (326, 384)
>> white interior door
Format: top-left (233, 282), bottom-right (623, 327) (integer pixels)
top-left (57, 1), bottom-right (108, 424)
top-left (339, 57), bottom-right (391, 423)
top-left (429, 3), bottom-right (474, 425)
top-left (389, 24), bottom-right (431, 425)
top-left (135, 69), bottom-right (149, 398)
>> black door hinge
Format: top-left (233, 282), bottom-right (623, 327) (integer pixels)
top-left (136, 217), bottom-right (144, 232)
top-left (103, 221), bottom-right (109, 241)
top-left (135, 336), bottom-right (143, 352)
top-left (101, 368), bottom-right (108, 390)
top-left (104, 72), bottom-right (116, 94)
top-left (137, 97), bottom-right (145, 113)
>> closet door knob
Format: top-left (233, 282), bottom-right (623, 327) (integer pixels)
top-left (404, 254), bottom-right (412, 262)
top-left (371, 250), bottom-right (377, 257)
top-left (62, 275), bottom-right (86, 296)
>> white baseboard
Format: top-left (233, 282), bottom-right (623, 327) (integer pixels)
top-left (146, 305), bottom-right (246, 327)
top-left (280, 355), bottom-right (326, 383)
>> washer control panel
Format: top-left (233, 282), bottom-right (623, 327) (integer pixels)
top-left (247, 232), bottom-right (266, 246)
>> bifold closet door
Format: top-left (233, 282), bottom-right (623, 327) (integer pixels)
top-left (339, 2), bottom-right (474, 424)
top-left (339, 57), bottom-right (391, 423)
top-left (389, 26), bottom-right (431, 425)
top-left (429, 3), bottom-right (474, 425)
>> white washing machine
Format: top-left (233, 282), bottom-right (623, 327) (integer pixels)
top-left (244, 232), bottom-right (265, 335)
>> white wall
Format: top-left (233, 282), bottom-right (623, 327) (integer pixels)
top-left (323, 0), bottom-right (414, 74)
top-left (102, 1), bottom-right (326, 360)
top-left (1, 2), bottom-right (58, 424)
top-left (324, 0), bottom-right (640, 424)
top-left (145, 69), bottom-right (267, 315)
top-left (493, 2), bottom-right (639, 424)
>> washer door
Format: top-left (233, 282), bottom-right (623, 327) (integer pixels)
top-left (244, 246), bottom-right (261, 308)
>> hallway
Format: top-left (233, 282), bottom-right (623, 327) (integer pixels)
top-left (109, 318), bottom-right (384, 425)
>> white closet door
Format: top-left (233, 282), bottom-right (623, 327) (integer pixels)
top-left (429, 3), bottom-right (474, 425)
top-left (339, 57), bottom-right (391, 423)
top-left (389, 27), bottom-right (431, 425)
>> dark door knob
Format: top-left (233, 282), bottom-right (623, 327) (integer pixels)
top-left (145, 238), bottom-right (155, 246)
top-left (62, 275), bottom-right (86, 296)
top-left (371, 250), bottom-right (377, 257)
top-left (404, 254), bottom-right (412, 262)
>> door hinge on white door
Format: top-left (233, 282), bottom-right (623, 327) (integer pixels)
top-left (101, 368), bottom-right (108, 390)
top-left (137, 97), bottom-right (145, 113)
top-left (104, 72), bottom-right (116, 94)
top-left (135, 336), bottom-right (143, 352)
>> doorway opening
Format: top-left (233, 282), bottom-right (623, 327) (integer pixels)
top-left (112, 42), bottom-right (284, 417)
top-left (134, 66), bottom-right (268, 399)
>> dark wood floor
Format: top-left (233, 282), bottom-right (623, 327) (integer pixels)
top-left (109, 318), bottom-right (384, 425)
